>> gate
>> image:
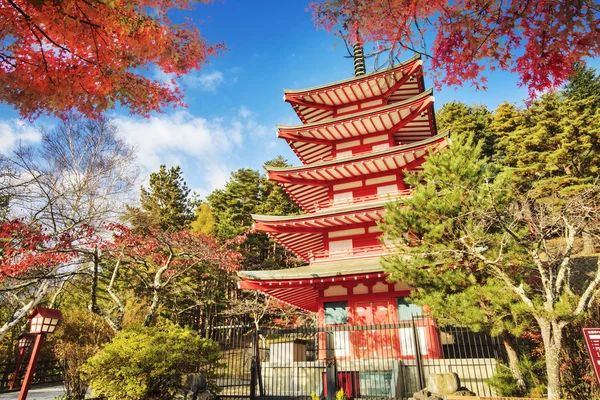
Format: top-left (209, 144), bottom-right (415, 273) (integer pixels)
top-left (210, 319), bottom-right (513, 400)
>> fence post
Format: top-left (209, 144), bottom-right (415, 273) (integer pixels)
top-left (412, 316), bottom-right (426, 390)
top-left (255, 328), bottom-right (264, 397)
top-left (250, 358), bottom-right (257, 400)
top-left (325, 331), bottom-right (337, 400)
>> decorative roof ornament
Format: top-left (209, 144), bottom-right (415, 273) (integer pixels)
top-left (353, 41), bottom-right (366, 77)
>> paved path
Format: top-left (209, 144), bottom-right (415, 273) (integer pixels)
top-left (0, 383), bottom-right (65, 400)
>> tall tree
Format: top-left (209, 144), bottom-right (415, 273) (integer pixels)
top-left (207, 157), bottom-right (303, 270)
top-left (126, 165), bottom-right (195, 232)
top-left (383, 133), bottom-right (600, 399)
top-left (436, 101), bottom-right (494, 157)
top-left (309, 0), bottom-right (600, 96)
top-left (0, 0), bottom-right (224, 119)
top-left (89, 224), bottom-right (241, 331)
top-left (190, 203), bottom-right (216, 236)
top-left (0, 117), bottom-right (138, 342)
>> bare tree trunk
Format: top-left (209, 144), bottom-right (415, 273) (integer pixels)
top-left (144, 287), bottom-right (161, 326)
top-left (582, 231), bottom-right (596, 254)
top-left (499, 331), bottom-right (526, 394)
top-left (88, 252), bottom-right (124, 332)
top-left (539, 319), bottom-right (564, 400)
top-left (0, 280), bottom-right (50, 342)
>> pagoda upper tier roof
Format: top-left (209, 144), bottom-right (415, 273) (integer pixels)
top-left (279, 89), bottom-right (435, 165)
top-left (252, 202), bottom-right (388, 261)
top-left (267, 131), bottom-right (449, 212)
top-left (237, 257), bottom-right (393, 312)
top-left (284, 55), bottom-right (424, 124)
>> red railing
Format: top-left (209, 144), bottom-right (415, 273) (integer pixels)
top-left (309, 244), bottom-right (398, 262)
top-left (313, 189), bottom-right (413, 211)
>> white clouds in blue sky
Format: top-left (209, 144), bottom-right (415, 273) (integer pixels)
top-left (113, 107), bottom-right (271, 196)
top-left (0, 119), bottom-right (41, 155)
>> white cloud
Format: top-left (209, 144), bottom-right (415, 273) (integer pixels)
top-left (238, 106), bottom-right (252, 119)
top-left (152, 68), bottom-right (224, 92)
top-left (183, 71), bottom-right (224, 91)
top-left (0, 120), bottom-right (41, 154)
top-left (113, 109), bottom-right (270, 196)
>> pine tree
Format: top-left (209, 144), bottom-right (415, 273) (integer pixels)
top-left (127, 165), bottom-right (195, 231)
top-left (435, 101), bottom-right (494, 157)
top-left (383, 132), bottom-right (600, 399)
top-left (206, 157), bottom-right (303, 270)
top-left (190, 203), bottom-right (216, 237)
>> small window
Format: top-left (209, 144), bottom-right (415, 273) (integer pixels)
top-left (396, 297), bottom-right (423, 321)
top-left (325, 301), bottom-right (348, 325)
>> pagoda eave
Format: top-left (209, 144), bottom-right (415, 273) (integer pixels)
top-left (237, 257), bottom-right (413, 312)
top-left (283, 55), bottom-right (424, 124)
top-left (268, 131), bottom-right (448, 175)
top-left (278, 89), bottom-right (434, 140)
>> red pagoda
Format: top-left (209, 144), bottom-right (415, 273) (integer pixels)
top-left (238, 54), bottom-right (449, 357)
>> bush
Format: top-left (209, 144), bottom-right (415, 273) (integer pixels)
top-left (51, 308), bottom-right (113, 399)
top-left (80, 320), bottom-right (221, 400)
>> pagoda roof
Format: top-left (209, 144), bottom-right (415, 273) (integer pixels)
top-left (284, 55), bottom-right (424, 124)
top-left (238, 257), bottom-right (388, 312)
top-left (279, 89), bottom-right (435, 165)
top-left (267, 132), bottom-right (449, 212)
top-left (252, 202), bottom-right (387, 261)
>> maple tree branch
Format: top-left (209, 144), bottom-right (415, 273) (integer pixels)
top-left (6, 0), bottom-right (96, 66)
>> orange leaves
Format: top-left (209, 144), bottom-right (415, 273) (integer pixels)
top-left (310, 0), bottom-right (600, 97)
top-left (0, 0), bottom-right (224, 119)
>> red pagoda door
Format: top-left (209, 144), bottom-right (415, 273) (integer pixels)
top-left (353, 301), bottom-right (395, 358)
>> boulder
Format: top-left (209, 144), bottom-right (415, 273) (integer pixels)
top-left (175, 373), bottom-right (210, 400)
top-left (451, 387), bottom-right (477, 396)
top-left (182, 373), bottom-right (208, 392)
top-left (426, 372), bottom-right (460, 395)
top-left (197, 390), bottom-right (216, 400)
top-left (409, 389), bottom-right (443, 400)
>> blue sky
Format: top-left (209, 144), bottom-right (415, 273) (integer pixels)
top-left (0, 0), bottom-right (596, 199)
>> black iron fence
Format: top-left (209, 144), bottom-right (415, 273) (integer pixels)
top-left (208, 318), bottom-right (520, 400)
top-left (0, 359), bottom-right (63, 391)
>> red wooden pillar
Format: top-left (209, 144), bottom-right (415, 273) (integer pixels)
top-left (18, 333), bottom-right (45, 400)
top-left (9, 347), bottom-right (27, 390)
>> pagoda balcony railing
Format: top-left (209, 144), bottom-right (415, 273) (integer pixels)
top-left (313, 189), bottom-right (413, 211)
top-left (308, 244), bottom-right (398, 262)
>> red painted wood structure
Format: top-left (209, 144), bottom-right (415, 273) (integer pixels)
top-left (238, 55), bottom-right (449, 359)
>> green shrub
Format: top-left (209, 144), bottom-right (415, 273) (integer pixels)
top-left (80, 320), bottom-right (221, 400)
top-left (487, 354), bottom-right (546, 398)
top-left (51, 308), bottom-right (113, 399)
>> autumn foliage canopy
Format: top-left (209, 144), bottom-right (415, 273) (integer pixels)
top-left (0, 0), bottom-right (223, 119)
top-left (310, 0), bottom-right (600, 96)
top-left (0, 219), bottom-right (77, 279)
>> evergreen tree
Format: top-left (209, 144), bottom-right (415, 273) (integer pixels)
top-left (207, 156), bottom-right (303, 270)
top-left (436, 101), bottom-right (494, 157)
top-left (494, 92), bottom-right (600, 197)
top-left (564, 64), bottom-right (600, 109)
top-left (383, 133), bottom-right (600, 399)
top-left (126, 165), bottom-right (195, 231)
top-left (190, 203), bottom-right (216, 236)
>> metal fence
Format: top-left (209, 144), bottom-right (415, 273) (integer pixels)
top-left (208, 318), bottom-right (518, 400)
top-left (0, 359), bottom-right (63, 391)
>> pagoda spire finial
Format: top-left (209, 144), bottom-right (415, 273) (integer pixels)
top-left (353, 41), bottom-right (366, 77)
top-left (353, 24), bottom-right (366, 77)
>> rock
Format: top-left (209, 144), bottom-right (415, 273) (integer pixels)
top-left (197, 390), bottom-right (216, 400)
top-left (427, 372), bottom-right (460, 395)
top-left (176, 373), bottom-right (210, 400)
top-left (182, 373), bottom-right (208, 392)
top-left (451, 387), bottom-right (477, 396)
top-left (410, 389), bottom-right (431, 400)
